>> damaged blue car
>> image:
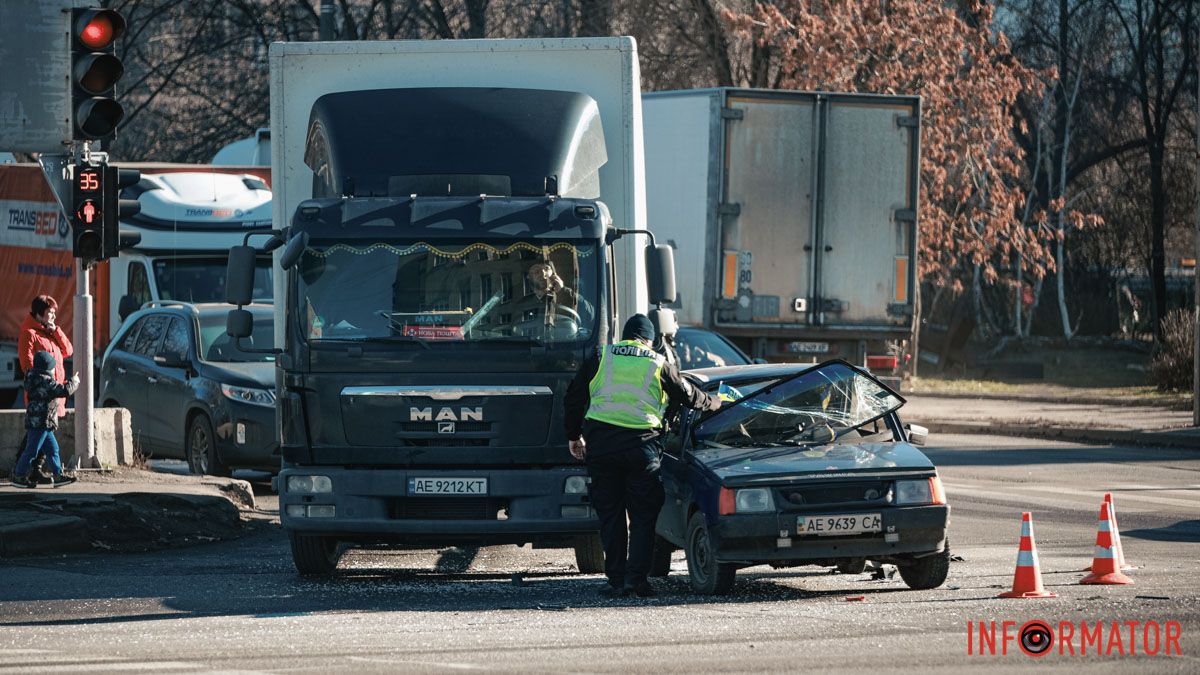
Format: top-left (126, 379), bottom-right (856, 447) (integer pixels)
top-left (652, 360), bottom-right (950, 594)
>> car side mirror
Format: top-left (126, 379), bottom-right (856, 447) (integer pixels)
top-left (118, 295), bottom-right (139, 322)
top-left (753, 357), bottom-right (769, 365)
top-left (225, 245), bottom-right (257, 306)
top-left (645, 244), bottom-right (677, 305)
top-left (153, 350), bottom-right (189, 369)
top-left (905, 423), bottom-right (928, 446)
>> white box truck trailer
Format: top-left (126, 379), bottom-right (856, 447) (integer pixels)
top-left (643, 88), bottom-right (920, 375)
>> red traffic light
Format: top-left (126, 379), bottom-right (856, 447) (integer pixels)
top-left (75, 10), bottom-right (126, 50)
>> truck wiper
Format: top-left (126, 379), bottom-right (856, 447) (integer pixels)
top-left (343, 334), bottom-right (431, 350)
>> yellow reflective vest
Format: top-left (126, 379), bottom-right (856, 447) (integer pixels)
top-left (585, 340), bottom-right (668, 429)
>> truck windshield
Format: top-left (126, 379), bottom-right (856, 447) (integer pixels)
top-left (298, 240), bottom-right (599, 344)
top-left (155, 258), bottom-right (273, 304)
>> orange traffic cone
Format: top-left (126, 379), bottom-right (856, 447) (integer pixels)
top-left (999, 512), bottom-right (1057, 598)
top-left (1081, 501), bottom-right (1134, 585)
top-left (1105, 493), bottom-right (1137, 571)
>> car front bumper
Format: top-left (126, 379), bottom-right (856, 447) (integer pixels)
top-left (212, 399), bottom-right (280, 471)
top-left (711, 504), bottom-right (949, 564)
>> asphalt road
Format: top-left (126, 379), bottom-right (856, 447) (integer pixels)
top-left (1, 433), bottom-right (1197, 672)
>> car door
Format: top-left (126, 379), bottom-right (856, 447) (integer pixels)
top-left (125, 314), bottom-right (168, 454)
top-left (102, 318), bottom-right (145, 414)
top-left (145, 316), bottom-right (193, 458)
top-left (655, 412), bottom-right (694, 547)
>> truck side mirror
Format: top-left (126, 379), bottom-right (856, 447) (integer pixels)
top-left (227, 308), bottom-right (254, 339)
top-left (279, 231), bottom-right (310, 271)
top-left (645, 244), bottom-right (677, 305)
top-left (225, 245), bottom-right (257, 306)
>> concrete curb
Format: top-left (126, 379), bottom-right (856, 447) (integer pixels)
top-left (925, 420), bottom-right (1200, 449)
top-left (0, 512), bottom-right (91, 557)
top-left (904, 390), bottom-right (1192, 412)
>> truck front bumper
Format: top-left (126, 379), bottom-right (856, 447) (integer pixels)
top-left (278, 466), bottom-right (599, 547)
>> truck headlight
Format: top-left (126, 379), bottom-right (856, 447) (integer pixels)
top-left (735, 488), bottom-right (775, 513)
top-left (895, 477), bottom-right (946, 505)
top-left (564, 476), bottom-right (589, 494)
top-left (221, 383), bottom-right (276, 408)
top-left (287, 475), bottom-right (332, 494)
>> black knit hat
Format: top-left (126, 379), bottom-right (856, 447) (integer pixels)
top-left (621, 314), bottom-right (655, 342)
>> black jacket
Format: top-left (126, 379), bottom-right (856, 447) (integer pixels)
top-left (24, 352), bottom-right (78, 430)
top-left (564, 343), bottom-right (716, 453)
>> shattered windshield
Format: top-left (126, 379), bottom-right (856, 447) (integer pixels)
top-left (693, 362), bottom-right (903, 450)
top-left (297, 239), bottom-right (598, 345)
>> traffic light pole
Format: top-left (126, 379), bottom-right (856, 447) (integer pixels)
top-left (73, 259), bottom-right (96, 470)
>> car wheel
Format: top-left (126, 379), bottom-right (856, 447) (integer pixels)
top-left (836, 558), bottom-right (867, 575)
top-left (186, 414), bottom-right (230, 477)
top-left (290, 533), bottom-right (342, 576)
top-left (573, 534), bottom-right (605, 574)
top-left (685, 512), bottom-right (736, 595)
top-left (897, 546), bottom-right (951, 590)
top-left (649, 535), bottom-right (674, 577)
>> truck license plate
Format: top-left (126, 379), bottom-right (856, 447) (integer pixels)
top-left (407, 477), bottom-right (488, 495)
top-left (797, 513), bottom-right (882, 536)
top-left (788, 341), bottom-right (829, 354)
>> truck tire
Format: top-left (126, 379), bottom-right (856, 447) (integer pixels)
top-left (685, 512), bottom-right (736, 595)
top-left (186, 413), bottom-right (230, 477)
top-left (290, 533), bottom-right (342, 576)
top-left (898, 547), bottom-right (950, 590)
top-left (573, 534), bottom-right (605, 574)
top-left (649, 535), bottom-right (673, 577)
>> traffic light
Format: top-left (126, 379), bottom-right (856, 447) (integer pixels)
top-left (70, 8), bottom-right (127, 140)
top-left (72, 161), bottom-right (105, 261)
top-left (103, 165), bottom-right (141, 260)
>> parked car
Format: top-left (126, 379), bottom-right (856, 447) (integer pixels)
top-left (99, 302), bottom-right (278, 475)
top-left (653, 360), bottom-right (947, 594)
top-left (673, 326), bottom-right (758, 370)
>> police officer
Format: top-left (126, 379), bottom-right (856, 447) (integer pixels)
top-left (564, 314), bottom-right (720, 597)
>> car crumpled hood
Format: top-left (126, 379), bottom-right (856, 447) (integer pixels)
top-left (202, 361), bottom-right (275, 389)
top-left (693, 440), bottom-right (935, 482)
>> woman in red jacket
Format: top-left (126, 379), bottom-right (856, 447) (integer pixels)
top-left (18, 294), bottom-right (73, 417)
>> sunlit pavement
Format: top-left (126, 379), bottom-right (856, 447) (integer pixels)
top-left (2, 433), bottom-right (1197, 672)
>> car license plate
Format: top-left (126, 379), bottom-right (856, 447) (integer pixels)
top-left (797, 513), bottom-right (882, 536)
top-left (788, 341), bottom-right (829, 354)
top-left (407, 477), bottom-right (488, 495)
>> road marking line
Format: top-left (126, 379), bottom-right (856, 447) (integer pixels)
top-left (0, 662), bottom-right (200, 673)
top-left (349, 656), bottom-right (486, 670)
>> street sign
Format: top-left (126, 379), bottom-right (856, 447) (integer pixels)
top-left (0, 0), bottom-right (73, 153)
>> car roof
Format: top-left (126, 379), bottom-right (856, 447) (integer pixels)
top-left (685, 362), bottom-right (815, 383)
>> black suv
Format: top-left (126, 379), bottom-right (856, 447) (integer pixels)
top-left (99, 302), bottom-right (278, 475)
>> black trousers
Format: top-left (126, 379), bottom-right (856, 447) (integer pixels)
top-left (585, 440), bottom-right (666, 589)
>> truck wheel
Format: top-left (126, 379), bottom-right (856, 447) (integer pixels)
top-left (649, 535), bottom-right (673, 577)
top-left (898, 547), bottom-right (950, 590)
top-left (573, 534), bottom-right (605, 574)
top-left (685, 512), bottom-right (736, 595)
top-left (186, 414), bottom-right (230, 477)
top-left (290, 533), bottom-right (342, 576)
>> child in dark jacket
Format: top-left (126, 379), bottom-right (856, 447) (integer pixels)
top-left (12, 351), bottom-right (79, 488)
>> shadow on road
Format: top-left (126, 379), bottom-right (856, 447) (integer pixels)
top-left (1123, 520), bottom-right (1200, 543)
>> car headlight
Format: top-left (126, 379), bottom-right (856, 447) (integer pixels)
top-left (287, 475), bottom-right (332, 494)
top-left (221, 383), bottom-right (276, 408)
top-left (895, 477), bottom-right (946, 505)
top-left (735, 488), bottom-right (775, 513)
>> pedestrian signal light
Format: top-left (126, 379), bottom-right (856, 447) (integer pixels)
top-left (71, 8), bottom-right (127, 140)
top-left (72, 162), bottom-right (105, 261)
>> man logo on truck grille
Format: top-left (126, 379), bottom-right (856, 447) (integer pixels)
top-left (438, 421), bottom-right (455, 434)
top-left (410, 406), bottom-right (484, 422)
